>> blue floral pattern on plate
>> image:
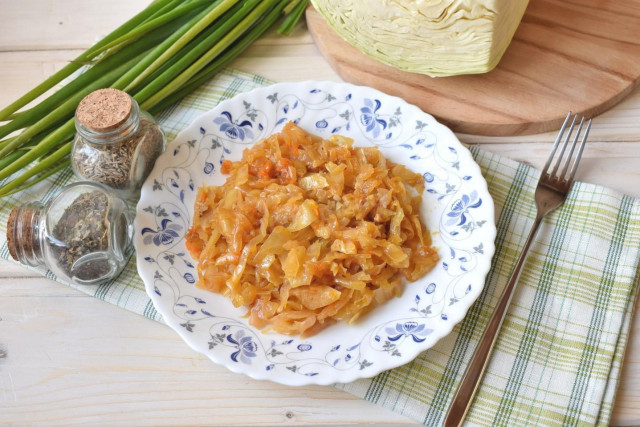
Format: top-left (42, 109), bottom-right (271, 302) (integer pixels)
top-left (134, 81), bottom-right (496, 386)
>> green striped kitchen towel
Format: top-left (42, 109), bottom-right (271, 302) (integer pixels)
top-left (0, 68), bottom-right (638, 426)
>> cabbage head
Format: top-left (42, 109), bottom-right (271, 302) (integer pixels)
top-left (311, 0), bottom-right (529, 77)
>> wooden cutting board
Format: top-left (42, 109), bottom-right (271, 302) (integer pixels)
top-left (306, 1), bottom-right (640, 136)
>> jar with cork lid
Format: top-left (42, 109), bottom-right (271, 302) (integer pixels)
top-left (6, 182), bottom-right (133, 285)
top-left (71, 88), bottom-right (166, 198)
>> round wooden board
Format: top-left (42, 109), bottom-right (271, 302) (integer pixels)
top-left (306, 1), bottom-right (640, 136)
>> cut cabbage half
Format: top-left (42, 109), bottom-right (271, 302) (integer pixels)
top-left (311, 0), bottom-right (529, 77)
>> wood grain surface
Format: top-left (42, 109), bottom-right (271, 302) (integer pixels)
top-left (1, 0), bottom-right (639, 425)
top-left (306, 1), bottom-right (640, 136)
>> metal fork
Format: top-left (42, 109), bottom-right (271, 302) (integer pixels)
top-left (443, 112), bottom-right (592, 427)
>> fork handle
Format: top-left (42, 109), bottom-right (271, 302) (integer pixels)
top-left (443, 214), bottom-right (543, 427)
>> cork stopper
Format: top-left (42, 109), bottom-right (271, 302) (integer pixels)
top-left (5, 204), bottom-right (42, 266)
top-left (6, 206), bottom-right (18, 261)
top-left (76, 88), bottom-right (132, 132)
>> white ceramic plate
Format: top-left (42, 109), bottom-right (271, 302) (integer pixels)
top-left (135, 81), bottom-right (496, 386)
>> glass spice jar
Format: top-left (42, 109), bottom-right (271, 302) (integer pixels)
top-left (71, 88), bottom-right (166, 198)
top-left (6, 182), bottom-right (134, 285)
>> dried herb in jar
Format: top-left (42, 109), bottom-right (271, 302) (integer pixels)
top-left (7, 182), bottom-right (133, 285)
top-left (72, 116), bottom-right (164, 190)
top-left (51, 191), bottom-right (113, 280)
top-left (71, 88), bottom-right (165, 196)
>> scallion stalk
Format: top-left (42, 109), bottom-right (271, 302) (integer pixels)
top-left (141, 0), bottom-right (282, 109)
top-left (126, 0), bottom-right (242, 90)
top-left (149, 0), bottom-right (291, 114)
top-left (0, 23), bottom-right (179, 140)
top-left (0, 53), bottom-right (144, 160)
top-left (278, 0), bottom-right (307, 35)
top-left (0, 0), bottom-right (177, 121)
top-left (1, 160), bottom-right (71, 197)
top-left (90, 0), bottom-right (213, 59)
top-left (0, 0), bottom-right (309, 196)
top-left (0, 142), bottom-right (72, 197)
top-left (113, 0), bottom-right (228, 91)
top-left (134, 0), bottom-right (265, 106)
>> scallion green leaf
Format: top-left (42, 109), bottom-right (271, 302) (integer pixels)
top-left (0, 0), bottom-right (308, 195)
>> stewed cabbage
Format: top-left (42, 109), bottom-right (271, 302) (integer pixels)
top-left (186, 122), bottom-right (439, 337)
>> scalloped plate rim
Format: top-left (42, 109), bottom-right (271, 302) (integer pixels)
top-left (134, 80), bottom-right (496, 386)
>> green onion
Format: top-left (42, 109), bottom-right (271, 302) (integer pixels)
top-left (278, 0), bottom-right (308, 35)
top-left (0, 53), bottom-right (144, 161)
top-left (124, 0), bottom-right (240, 90)
top-left (90, 0), bottom-right (214, 58)
top-left (0, 0), bottom-right (177, 121)
top-left (0, 142), bottom-right (72, 197)
top-left (137, 0), bottom-right (270, 107)
top-left (151, 0), bottom-right (293, 114)
top-left (1, 160), bottom-right (71, 197)
top-left (114, 0), bottom-right (228, 91)
top-left (0, 28), bottom-right (174, 140)
top-left (0, 0), bottom-right (309, 195)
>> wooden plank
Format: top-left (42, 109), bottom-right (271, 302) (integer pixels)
top-left (0, 1), bottom-right (316, 52)
top-left (0, 282), bottom-right (416, 425)
top-left (0, 50), bottom-right (83, 110)
top-left (0, 0), bottom-right (638, 424)
top-left (0, 267), bottom-right (634, 425)
top-left (229, 34), bottom-right (341, 83)
top-left (473, 141), bottom-right (640, 198)
top-left (0, 0), bottom-right (150, 51)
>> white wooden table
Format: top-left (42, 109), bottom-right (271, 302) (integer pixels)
top-left (1, 1), bottom-right (638, 425)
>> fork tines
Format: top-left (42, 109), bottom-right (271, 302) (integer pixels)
top-left (542, 112), bottom-right (592, 184)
